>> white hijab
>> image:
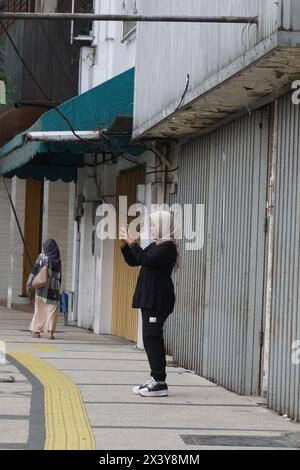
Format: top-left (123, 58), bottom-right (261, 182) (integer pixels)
top-left (149, 210), bottom-right (180, 269)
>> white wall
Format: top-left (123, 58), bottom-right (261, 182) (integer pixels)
top-left (133, 0), bottom-right (283, 136)
top-left (77, 162), bottom-right (119, 333)
top-left (76, 148), bottom-right (155, 336)
top-left (76, 0), bottom-right (138, 333)
top-left (77, 167), bottom-right (97, 330)
top-left (85, 0), bottom-right (136, 88)
top-left (92, 163), bottom-right (117, 335)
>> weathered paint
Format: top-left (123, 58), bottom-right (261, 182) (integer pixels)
top-left (133, 0), bottom-right (300, 139)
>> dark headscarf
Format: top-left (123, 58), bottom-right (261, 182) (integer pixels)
top-left (42, 239), bottom-right (61, 271)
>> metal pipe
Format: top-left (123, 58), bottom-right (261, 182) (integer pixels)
top-left (0, 12), bottom-right (259, 24)
top-left (262, 99), bottom-right (278, 396)
top-left (73, 227), bottom-right (81, 323)
top-left (26, 130), bottom-right (101, 142)
top-left (70, 0), bottom-right (75, 44)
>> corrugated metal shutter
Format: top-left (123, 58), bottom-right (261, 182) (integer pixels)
top-left (268, 93), bottom-right (300, 420)
top-left (165, 192), bottom-right (178, 356)
top-left (165, 138), bottom-right (210, 374)
top-left (203, 110), bottom-right (269, 395)
top-left (111, 168), bottom-right (145, 342)
top-left (166, 109), bottom-right (269, 395)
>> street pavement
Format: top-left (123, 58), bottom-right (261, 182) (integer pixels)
top-left (0, 306), bottom-right (300, 450)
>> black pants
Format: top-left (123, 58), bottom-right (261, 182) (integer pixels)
top-left (141, 309), bottom-right (171, 382)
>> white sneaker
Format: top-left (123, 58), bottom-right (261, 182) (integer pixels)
top-left (132, 379), bottom-right (155, 395)
top-left (139, 381), bottom-right (169, 397)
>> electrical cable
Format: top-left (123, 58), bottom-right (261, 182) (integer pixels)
top-left (99, 131), bottom-right (179, 174)
top-left (0, 19), bottom-right (105, 153)
top-left (146, 166), bottom-right (179, 175)
top-left (0, 21), bottom-right (75, 129)
top-left (174, 74), bottom-right (190, 113)
top-left (240, 16), bottom-right (257, 116)
top-left (0, 19), bottom-right (178, 175)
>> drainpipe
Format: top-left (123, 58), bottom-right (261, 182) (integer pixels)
top-left (73, 172), bottom-right (85, 323)
top-left (262, 99), bottom-right (278, 396)
top-left (73, 220), bottom-right (81, 323)
top-left (70, 0), bottom-right (75, 44)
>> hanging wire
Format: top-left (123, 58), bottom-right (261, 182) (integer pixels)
top-left (240, 16), bottom-right (258, 116)
top-left (0, 20), bottom-right (172, 174)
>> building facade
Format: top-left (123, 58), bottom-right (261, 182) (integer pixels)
top-left (1, 0), bottom-right (299, 423)
top-left (133, 0), bottom-right (300, 420)
top-left (74, 0), bottom-right (156, 347)
top-left (0, 0), bottom-right (81, 309)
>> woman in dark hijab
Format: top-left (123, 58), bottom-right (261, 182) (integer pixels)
top-left (27, 239), bottom-right (62, 340)
top-left (120, 211), bottom-right (179, 397)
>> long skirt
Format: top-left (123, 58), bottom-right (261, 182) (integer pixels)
top-left (30, 298), bottom-right (59, 333)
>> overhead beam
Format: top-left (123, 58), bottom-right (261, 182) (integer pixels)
top-left (0, 12), bottom-right (259, 24)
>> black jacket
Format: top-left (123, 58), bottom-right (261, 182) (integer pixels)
top-left (121, 241), bottom-right (177, 314)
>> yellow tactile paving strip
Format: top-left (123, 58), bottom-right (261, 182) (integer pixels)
top-left (9, 351), bottom-right (95, 450)
top-left (14, 343), bottom-right (61, 353)
top-left (32, 344), bottom-right (61, 353)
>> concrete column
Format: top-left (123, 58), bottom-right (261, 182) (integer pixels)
top-left (93, 238), bottom-right (115, 335)
top-left (0, 179), bottom-right (11, 302)
top-left (7, 177), bottom-right (26, 308)
top-left (77, 169), bottom-right (97, 330)
top-left (92, 164), bottom-right (116, 335)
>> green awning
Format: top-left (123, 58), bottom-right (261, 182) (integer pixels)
top-left (0, 68), bottom-right (136, 182)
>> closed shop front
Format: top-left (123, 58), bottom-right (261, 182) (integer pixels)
top-left (166, 108), bottom-right (270, 396)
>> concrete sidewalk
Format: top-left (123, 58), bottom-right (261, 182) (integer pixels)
top-left (0, 306), bottom-right (300, 450)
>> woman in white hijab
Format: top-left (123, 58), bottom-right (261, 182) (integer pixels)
top-left (121, 210), bottom-right (179, 397)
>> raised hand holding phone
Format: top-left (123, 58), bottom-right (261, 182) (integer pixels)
top-left (120, 225), bottom-right (134, 246)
